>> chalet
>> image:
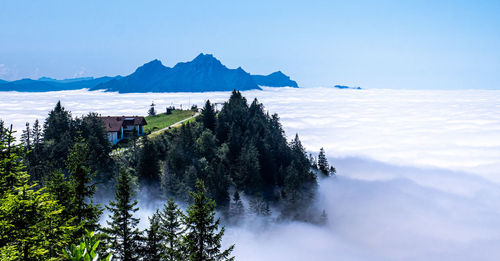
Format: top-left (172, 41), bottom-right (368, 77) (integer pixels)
top-left (101, 116), bottom-right (147, 145)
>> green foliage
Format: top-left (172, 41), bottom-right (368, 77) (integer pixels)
top-left (25, 119), bottom-right (45, 183)
top-left (137, 135), bottom-right (161, 186)
top-left (0, 123), bottom-right (76, 259)
top-left (159, 199), bottom-right (185, 261)
top-left (0, 184), bottom-right (77, 260)
top-left (67, 141), bottom-right (103, 235)
top-left (25, 102), bottom-right (113, 185)
top-left (43, 100), bottom-right (74, 171)
top-left (0, 245), bottom-right (19, 261)
top-left (64, 230), bottom-right (113, 261)
top-left (104, 168), bottom-right (141, 261)
top-left (76, 113), bottom-right (114, 182)
top-left (45, 169), bottom-right (75, 224)
top-left (199, 100), bottom-right (216, 132)
top-left (20, 122), bottom-right (31, 152)
top-left (149, 91), bottom-right (320, 221)
top-left (0, 124), bottom-right (29, 195)
top-left (143, 211), bottom-right (163, 261)
top-left (0, 88), bottom-right (330, 260)
top-left (184, 180), bottom-right (234, 261)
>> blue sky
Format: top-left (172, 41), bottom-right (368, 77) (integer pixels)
top-left (1, 0), bottom-right (499, 89)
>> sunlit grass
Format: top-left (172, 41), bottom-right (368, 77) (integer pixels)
top-left (144, 110), bottom-right (196, 133)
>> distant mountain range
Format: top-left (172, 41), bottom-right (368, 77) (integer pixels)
top-left (333, 85), bottom-right (362, 90)
top-left (0, 53), bottom-right (298, 93)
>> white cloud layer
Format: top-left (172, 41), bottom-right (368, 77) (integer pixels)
top-left (1, 87), bottom-right (500, 260)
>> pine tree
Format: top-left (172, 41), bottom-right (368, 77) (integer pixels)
top-left (137, 136), bottom-right (160, 187)
top-left (77, 112), bottom-right (113, 182)
top-left (104, 168), bottom-right (141, 261)
top-left (228, 191), bottom-right (244, 224)
top-left (236, 142), bottom-right (262, 194)
top-left (20, 122), bottom-right (31, 152)
top-left (149, 101), bottom-right (156, 116)
top-left (0, 125), bottom-right (28, 195)
top-left (45, 169), bottom-right (75, 222)
top-left (0, 129), bottom-right (75, 260)
top-left (43, 101), bottom-right (74, 170)
top-left (319, 209), bottom-right (328, 225)
top-left (31, 119), bottom-right (41, 147)
top-left (159, 199), bottom-right (185, 261)
top-left (329, 166), bottom-right (336, 176)
top-left (43, 101), bottom-right (72, 140)
top-left (317, 147), bottom-right (329, 176)
top-left (0, 183), bottom-right (76, 260)
top-left (249, 195), bottom-right (271, 217)
top-left (309, 153), bottom-right (318, 170)
top-left (184, 180), bottom-right (234, 261)
top-left (200, 100), bottom-right (216, 132)
top-left (28, 119), bottom-right (45, 182)
top-left (143, 211), bottom-right (163, 261)
top-left (66, 141), bottom-right (102, 235)
top-left (215, 90), bottom-right (248, 145)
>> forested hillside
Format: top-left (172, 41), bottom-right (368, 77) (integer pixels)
top-left (0, 90), bottom-right (334, 259)
top-left (128, 90), bottom-right (334, 221)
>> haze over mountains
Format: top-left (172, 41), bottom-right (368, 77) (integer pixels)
top-left (0, 53), bottom-right (298, 93)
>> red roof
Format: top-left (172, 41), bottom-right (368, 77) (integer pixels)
top-left (100, 116), bottom-right (147, 132)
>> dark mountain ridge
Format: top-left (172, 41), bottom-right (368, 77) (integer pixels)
top-left (0, 54), bottom-right (299, 93)
top-left (252, 71), bottom-right (298, 87)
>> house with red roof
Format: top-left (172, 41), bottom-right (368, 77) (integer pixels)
top-left (101, 116), bottom-right (147, 145)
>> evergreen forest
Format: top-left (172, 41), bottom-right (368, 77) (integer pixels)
top-left (0, 90), bottom-right (334, 260)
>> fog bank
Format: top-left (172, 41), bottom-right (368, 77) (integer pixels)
top-left (224, 157), bottom-right (500, 261)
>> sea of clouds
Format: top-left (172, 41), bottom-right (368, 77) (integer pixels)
top-left (1, 87), bottom-right (500, 260)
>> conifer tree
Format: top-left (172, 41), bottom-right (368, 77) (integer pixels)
top-left (0, 183), bottom-right (76, 260)
top-left (319, 209), bottom-right (328, 225)
top-left (104, 168), bottom-right (141, 261)
top-left (77, 112), bottom-right (113, 181)
top-left (329, 166), bottom-right (336, 176)
top-left (143, 211), bottom-right (163, 261)
top-left (228, 191), bottom-right (244, 224)
top-left (0, 125), bottom-right (28, 195)
top-left (66, 141), bottom-right (102, 235)
top-left (317, 147), bottom-right (330, 176)
top-left (137, 136), bottom-right (160, 187)
top-left (149, 101), bottom-right (157, 116)
top-left (215, 90), bottom-right (248, 145)
top-left (43, 101), bottom-right (72, 140)
top-left (249, 194), bottom-right (271, 217)
top-left (45, 169), bottom-right (74, 222)
top-left (43, 101), bottom-right (74, 170)
top-left (31, 119), bottom-right (41, 147)
top-left (20, 122), bottom-right (31, 152)
top-left (309, 153), bottom-right (318, 170)
top-left (200, 100), bottom-right (216, 132)
top-left (184, 180), bottom-right (234, 261)
top-left (159, 199), bottom-right (185, 261)
top-left (27, 119), bottom-right (45, 182)
top-left (236, 142), bottom-right (262, 194)
top-left (0, 128), bottom-right (75, 260)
